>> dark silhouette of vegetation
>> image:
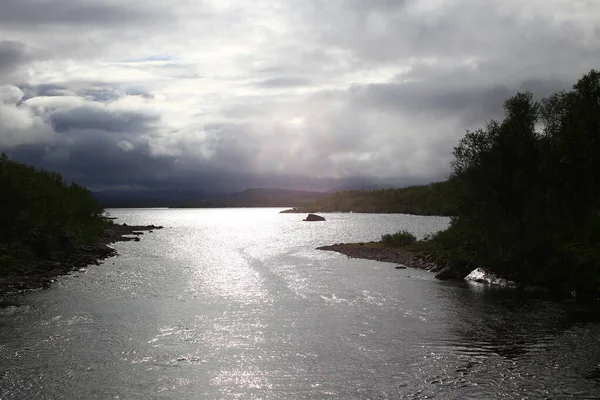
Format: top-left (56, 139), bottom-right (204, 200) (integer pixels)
top-left (288, 181), bottom-right (456, 216)
top-left (423, 70), bottom-right (600, 295)
top-left (0, 154), bottom-right (110, 275)
top-left (381, 230), bottom-right (417, 247)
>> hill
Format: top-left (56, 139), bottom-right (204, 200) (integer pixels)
top-left (282, 181), bottom-right (456, 216)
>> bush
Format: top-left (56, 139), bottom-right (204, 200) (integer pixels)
top-left (381, 230), bottom-right (417, 247)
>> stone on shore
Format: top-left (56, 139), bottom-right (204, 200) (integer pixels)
top-left (464, 267), bottom-right (516, 287)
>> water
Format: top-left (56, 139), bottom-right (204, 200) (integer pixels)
top-left (1, 208), bottom-right (599, 399)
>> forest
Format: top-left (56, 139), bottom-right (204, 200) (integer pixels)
top-left (289, 181), bottom-right (455, 216)
top-left (421, 69), bottom-right (600, 295)
top-left (0, 154), bottom-right (109, 276)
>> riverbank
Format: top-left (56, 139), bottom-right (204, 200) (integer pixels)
top-left (0, 223), bottom-right (163, 300)
top-left (317, 242), bottom-right (444, 272)
top-left (318, 242), bottom-right (600, 300)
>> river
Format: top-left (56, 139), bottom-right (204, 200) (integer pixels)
top-left (1, 208), bottom-right (599, 399)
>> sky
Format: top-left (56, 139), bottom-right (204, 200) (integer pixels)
top-left (1, 0), bottom-right (599, 192)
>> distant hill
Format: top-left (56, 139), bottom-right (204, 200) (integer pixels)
top-left (92, 190), bottom-right (210, 208)
top-left (93, 188), bottom-right (330, 208)
top-left (93, 182), bottom-right (456, 216)
top-left (282, 181), bottom-right (456, 216)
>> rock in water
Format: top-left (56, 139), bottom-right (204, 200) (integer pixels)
top-left (303, 213), bottom-right (326, 221)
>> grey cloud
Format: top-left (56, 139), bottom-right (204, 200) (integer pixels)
top-left (2, 0), bottom-right (599, 192)
top-left (350, 81), bottom-right (512, 127)
top-left (7, 139), bottom-right (167, 189)
top-left (50, 106), bottom-right (159, 134)
top-left (21, 82), bottom-right (155, 103)
top-left (0, 41), bottom-right (33, 74)
top-left (78, 88), bottom-right (123, 103)
top-left (123, 87), bottom-right (154, 99)
top-left (300, 0), bottom-right (600, 74)
top-left (0, 0), bottom-right (161, 26)
top-left (19, 84), bottom-right (72, 101)
top-left (350, 57), bottom-right (581, 129)
top-left (255, 77), bottom-right (313, 88)
top-left (7, 138), bottom-right (424, 193)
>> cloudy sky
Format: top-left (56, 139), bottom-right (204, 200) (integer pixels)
top-left (1, 0), bottom-right (599, 192)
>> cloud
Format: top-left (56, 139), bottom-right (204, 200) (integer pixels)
top-left (0, 85), bottom-right (54, 147)
top-left (0, 41), bottom-right (34, 74)
top-left (255, 77), bottom-right (314, 89)
top-left (49, 105), bottom-right (159, 133)
top-left (0, 0), bottom-right (162, 26)
top-left (1, 0), bottom-right (600, 192)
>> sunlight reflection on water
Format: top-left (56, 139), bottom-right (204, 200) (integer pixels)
top-left (1, 209), bottom-right (599, 399)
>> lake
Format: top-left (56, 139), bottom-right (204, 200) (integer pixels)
top-left (1, 208), bottom-right (599, 399)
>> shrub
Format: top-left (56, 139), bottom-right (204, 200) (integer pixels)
top-left (381, 229), bottom-right (417, 247)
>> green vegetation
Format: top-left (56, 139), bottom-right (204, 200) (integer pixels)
top-left (381, 230), bottom-right (417, 247)
top-left (0, 154), bottom-right (110, 275)
top-left (290, 181), bottom-right (456, 216)
top-left (422, 70), bottom-right (600, 294)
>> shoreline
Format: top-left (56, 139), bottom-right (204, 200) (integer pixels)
top-left (317, 242), bottom-right (444, 273)
top-left (0, 223), bottom-right (163, 301)
top-left (317, 242), bottom-right (600, 301)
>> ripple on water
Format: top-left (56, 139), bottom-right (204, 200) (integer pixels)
top-left (2, 209), bottom-right (600, 399)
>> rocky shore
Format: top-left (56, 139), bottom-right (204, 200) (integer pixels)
top-left (317, 242), bottom-right (445, 273)
top-left (317, 243), bottom-right (593, 296)
top-left (0, 223), bottom-right (163, 299)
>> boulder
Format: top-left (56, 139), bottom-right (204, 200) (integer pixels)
top-left (465, 268), bottom-right (516, 287)
top-left (303, 213), bottom-right (326, 221)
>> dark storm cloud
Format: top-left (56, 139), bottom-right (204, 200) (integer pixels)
top-left (7, 139), bottom-right (169, 189)
top-left (50, 106), bottom-right (159, 134)
top-left (7, 138), bottom-right (420, 193)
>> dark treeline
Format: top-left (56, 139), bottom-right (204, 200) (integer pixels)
top-left (424, 70), bottom-right (600, 294)
top-left (287, 181), bottom-right (456, 216)
top-left (0, 154), bottom-right (109, 275)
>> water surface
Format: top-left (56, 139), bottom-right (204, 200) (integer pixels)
top-left (1, 209), bottom-right (599, 399)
